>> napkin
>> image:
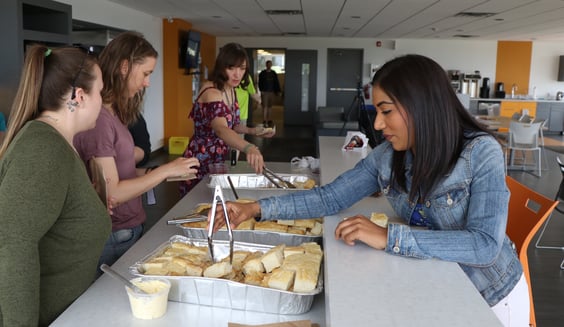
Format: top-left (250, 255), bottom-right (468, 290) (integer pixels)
top-left (342, 131), bottom-right (369, 152)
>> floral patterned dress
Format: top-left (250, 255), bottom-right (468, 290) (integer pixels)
top-left (180, 87), bottom-right (240, 195)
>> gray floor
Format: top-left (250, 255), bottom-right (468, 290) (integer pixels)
top-left (142, 127), bottom-right (564, 327)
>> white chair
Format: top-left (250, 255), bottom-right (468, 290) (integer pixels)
top-left (505, 120), bottom-right (543, 177)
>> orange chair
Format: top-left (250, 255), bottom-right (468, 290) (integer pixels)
top-left (505, 176), bottom-right (558, 327)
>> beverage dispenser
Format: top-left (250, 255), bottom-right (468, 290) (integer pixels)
top-left (465, 71), bottom-right (481, 98)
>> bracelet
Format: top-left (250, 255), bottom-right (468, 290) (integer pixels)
top-left (243, 143), bottom-right (256, 154)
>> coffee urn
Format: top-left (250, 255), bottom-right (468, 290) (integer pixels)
top-left (464, 71), bottom-right (481, 98)
top-left (479, 77), bottom-right (490, 98)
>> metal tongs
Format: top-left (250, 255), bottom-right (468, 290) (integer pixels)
top-left (208, 185), bottom-right (233, 264)
top-left (262, 166), bottom-right (297, 189)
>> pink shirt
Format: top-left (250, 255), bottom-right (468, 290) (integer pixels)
top-left (74, 108), bottom-right (145, 230)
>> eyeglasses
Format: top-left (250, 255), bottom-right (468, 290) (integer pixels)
top-left (70, 45), bottom-right (94, 100)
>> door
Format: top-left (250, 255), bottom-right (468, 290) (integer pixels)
top-left (326, 48), bottom-right (363, 122)
top-left (284, 50), bottom-right (317, 125)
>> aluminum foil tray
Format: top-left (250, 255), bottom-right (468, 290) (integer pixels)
top-left (208, 173), bottom-right (312, 190)
top-left (178, 226), bottom-right (322, 246)
top-left (129, 235), bottom-right (323, 315)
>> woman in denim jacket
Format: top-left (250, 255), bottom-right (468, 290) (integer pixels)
top-left (215, 54), bottom-right (528, 326)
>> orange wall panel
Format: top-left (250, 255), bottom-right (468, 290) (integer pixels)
top-left (495, 41), bottom-right (532, 96)
top-left (162, 19), bottom-right (216, 147)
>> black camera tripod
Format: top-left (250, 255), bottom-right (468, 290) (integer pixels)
top-left (333, 83), bottom-right (383, 148)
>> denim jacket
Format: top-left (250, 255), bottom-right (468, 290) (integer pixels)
top-left (259, 133), bottom-right (522, 306)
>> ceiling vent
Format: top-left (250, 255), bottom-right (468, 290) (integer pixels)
top-left (265, 10), bottom-right (303, 15)
top-left (454, 12), bottom-right (496, 18)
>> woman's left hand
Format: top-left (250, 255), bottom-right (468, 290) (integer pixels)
top-left (334, 215), bottom-right (388, 250)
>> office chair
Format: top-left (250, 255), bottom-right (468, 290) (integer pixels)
top-left (505, 121), bottom-right (543, 177)
top-left (505, 176), bottom-right (559, 326)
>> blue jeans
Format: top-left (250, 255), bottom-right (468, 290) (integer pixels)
top-left (96, 224), bottom-right (144, 277)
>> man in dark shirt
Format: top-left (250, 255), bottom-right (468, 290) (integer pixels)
top-left (258, 60), bottom-right (281, 127)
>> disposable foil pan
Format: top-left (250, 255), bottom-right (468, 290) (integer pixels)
top-left (129, 235), bottom-right (323, 314)
top-left (208, 173), bottom-right (312, 190)
top-left (178, 225), bottom-right (322, 246)
top-left (208, 173), bottom-right (316, 200)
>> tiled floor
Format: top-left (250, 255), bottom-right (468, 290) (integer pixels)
top-left (143, 108), bottom-right (564, 327)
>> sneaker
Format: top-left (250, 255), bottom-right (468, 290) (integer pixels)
top-left (267, 120), bottom-right (274, 127)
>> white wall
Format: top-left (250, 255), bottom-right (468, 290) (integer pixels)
top-left (61, 0), bottom-right (165, 150)
top-left (218, 36), bottom-right (564, 105)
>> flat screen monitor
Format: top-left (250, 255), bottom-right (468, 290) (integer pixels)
top-left (185, 30), bottom-right (201, 70)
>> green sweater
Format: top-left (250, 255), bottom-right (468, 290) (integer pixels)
top-left (0, 121), bottom-right (111, 326)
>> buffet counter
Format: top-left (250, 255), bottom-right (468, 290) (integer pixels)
top-left (51, 138), bottom-right (501, 326)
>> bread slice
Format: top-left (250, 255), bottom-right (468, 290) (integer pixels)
top-left (276, 219), bottom-right (295, 226)
top-left (308, 221), bottom-right (323, 235)
top-left (254, 221), bottom-right (288, 233)
top-left (281, 253), bottom-right (321, 292)
top-left (170, 242), bottom-right (208, 256)
top-left (284, 246), bottom-right (305, 258)
top-left (293, 266), bottom-right (319, 292)
top-left (242, 252), bottom-right (265, 275)
top-left (235, 218), bottom-right (255, 230)
top-left (143, 267), bottom-right (169, 276)
top-left (221, 250), bottom-right (251, 271)
top-left (172, 257), bottom-right (204, 276)
top-left (370, 212), bottom-right (389, 228)
top-left (203, 262), bottom-right (233, 278)
top-left (301, 242), bottom-right (323, 259)
top-left (243, 272), bottom-right (265, 286)
top-left (268, 268), bottom-right (295, 291)
top-left (293, 219), bottom-right (317, 229)
top-left (261, 244), bottom-right (285, 273)
top-left (141, 257), bottom-right (172, 271)
top-left (287, 226), bottom-right (307, 235)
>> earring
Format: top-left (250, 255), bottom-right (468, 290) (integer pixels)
top-left (67, 100), bottom-right (78, 112)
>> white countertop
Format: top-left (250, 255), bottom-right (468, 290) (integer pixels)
top-left (471, 97), bottom-right (564, 103)
top-left (52, 140), bottom-right (502, 327)
top-left (317, 136), bottom-right (502, 326)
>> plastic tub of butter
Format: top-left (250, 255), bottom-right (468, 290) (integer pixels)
top-left (126, 277), bottom-right (171, 319)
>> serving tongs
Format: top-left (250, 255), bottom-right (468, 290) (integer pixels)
top-left (208, 185), bottom-right (233, 264)
top-left (166, 205), bottom-right (211, 225)
top-left (262, 166), bottom-right (297, 189)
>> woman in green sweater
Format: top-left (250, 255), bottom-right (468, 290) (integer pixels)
top-left (0, 45), bottom-right (111, 326)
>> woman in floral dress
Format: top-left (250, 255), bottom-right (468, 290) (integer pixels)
top-left (180, 43), bottom-right (274, 195)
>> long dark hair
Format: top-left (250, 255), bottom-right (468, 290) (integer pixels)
top-left (98, 31), bottom-right (158, 125)
top-left (210, 43), bottom-right (249, 91)
top-left (0, 45), bottom-right (97, 158)
top-left (372, 54), bottom-right (493, 201)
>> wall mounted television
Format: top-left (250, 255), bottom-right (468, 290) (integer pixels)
top-left (179, 30), bottom-right (201, 73)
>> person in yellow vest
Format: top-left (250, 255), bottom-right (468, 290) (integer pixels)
top-left (235, 72), bottom-right (261, 159)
